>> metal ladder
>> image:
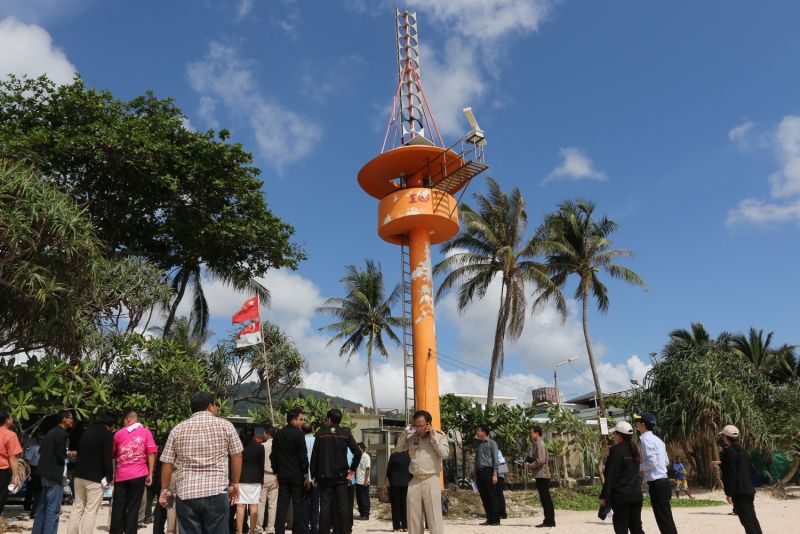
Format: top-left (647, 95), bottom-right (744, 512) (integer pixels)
top-left (400, 237), bottom-right (415, 424)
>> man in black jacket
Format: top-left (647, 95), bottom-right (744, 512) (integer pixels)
top-left (271, 409), bottom-right (309, 534)
top-left (32, 409), bottom-right (77, 534)
top-left (67, 408), bottom-right (116, 533)
top-left (311, 409), bottom-right (360, 534)
top-left (719, 425), bottom-right (762, 534)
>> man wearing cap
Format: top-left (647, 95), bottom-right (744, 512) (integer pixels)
top-left (634, 412), bottom-right (677, 534)
top-left (719, 425), bottom-right (762, 534)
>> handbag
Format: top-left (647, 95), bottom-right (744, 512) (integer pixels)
top-left (379, 485), bottom-right (391, 503)
top-left (441, 494), bottom-right (450, 516)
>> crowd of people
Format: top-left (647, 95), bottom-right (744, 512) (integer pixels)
top-left (0, 398), bottom-right (765, 534)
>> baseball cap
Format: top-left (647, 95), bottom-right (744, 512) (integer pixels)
top-left (633, 412), bottom-right (657, 426)
top-left (719, 425), bottom-right (739, 438)
top-left (613, 421), bottom-right (634, 435)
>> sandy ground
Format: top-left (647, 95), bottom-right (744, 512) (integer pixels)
top-left (2, 489), bottom-right (798, 533)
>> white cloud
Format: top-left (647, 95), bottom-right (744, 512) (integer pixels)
top-left (236, 0), bottom-right (254, 19)
top-left (560, 355), bottom-right (651, 399)
top-left (187, 42), bottom-right (321, 170)
top-left (300, 55), bottom-right (365, 104)
top-left (727, 115), bottom-right (800, 228)
top-left (728, 120), bottom-right (754, 150)
top-left (438, 273), bottom-right (603, 373)
top-left (370, 1), bottom-right (552, 140)
top-left (407, 0), bottom-right (552, 43)
top-left (768, 115), bottom-right (800, 199)
top-left (0, 17), bottom-right (76, 84)
top-left (542, 146), bottom-right (608, 184)
top-left (726, 197), bottom-right (800, 227)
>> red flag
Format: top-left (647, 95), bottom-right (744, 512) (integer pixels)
top-left (232, 295), bottom-right (259, 324)
top-left (236, 320), bottom-right (262, 348)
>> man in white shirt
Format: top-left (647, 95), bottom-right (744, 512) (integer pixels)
top-left (635, 412), bottom-right (677, 534)
top-left (354, 443), bottom-right (371, 521)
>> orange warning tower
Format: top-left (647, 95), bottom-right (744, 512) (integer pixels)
top-left (357, 10), bottom-right (489, 429)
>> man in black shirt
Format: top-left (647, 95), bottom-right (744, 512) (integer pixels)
top-left (67, 409), bottom-right (115, 533)
top-left (271, 409), bottom-right (309, 534)
top-left (719, 425), bottom-right (762, 534)
top-left (32, 409), bottom-right (77, 534)
top-left (311, 409), bottom-right (360, 534)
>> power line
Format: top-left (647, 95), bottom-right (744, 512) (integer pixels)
top-left (434, 350), bottom-right (536, 396)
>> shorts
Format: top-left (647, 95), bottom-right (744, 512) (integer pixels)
top-left (676, 479), bottom-right (688, 491)
top-left (237, 483), bottom-right (261, 505)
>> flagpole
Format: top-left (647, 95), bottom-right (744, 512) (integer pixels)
top-left (258, 296), bottom-right (275, 426)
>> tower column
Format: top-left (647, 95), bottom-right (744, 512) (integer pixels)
top-left (407, 225), bottom-right (440, 430)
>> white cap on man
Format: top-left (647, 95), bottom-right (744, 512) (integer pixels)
top-left (613, 421), bottom-right (634, 435)
top-left (719, 425), bottom-right (740, 438)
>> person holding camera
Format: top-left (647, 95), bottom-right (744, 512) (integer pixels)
top-left (599, 421), bottom-right (644, 534)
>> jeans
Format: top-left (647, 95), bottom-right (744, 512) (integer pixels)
top-left (355, 484), bottom-right (370, 517)
top-left (176, 492), bottom-right (230, 534)
top-left (535, 478), bottom-right (555, 525)
top-left (32, 477), bottom-right (65, 534)
top-left (111, 475), bottom-right (147, 534)
top-left (647, 478), bottom-right (677, 534)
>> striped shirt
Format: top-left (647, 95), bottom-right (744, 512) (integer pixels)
top-left (160, 411), bottom-right (243, 500)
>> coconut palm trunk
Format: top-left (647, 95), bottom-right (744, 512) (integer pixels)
top-left (487, 279), bottom-right (512, 407)
top-left (367, 330), bottom-right (379, 415)
top-left (581, 281), bottom-right (604, 414)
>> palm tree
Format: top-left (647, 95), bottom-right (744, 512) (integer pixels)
top-left (664, 322), bottom-right (732, 360)
top-left (433, 178), bottom-right (565, 407)
top-left (731, 328), bottom-right (799, 381)
top-left (537, 199), bottom-right (646, 412)
top-left (317, 260), bottom-right (404, 414)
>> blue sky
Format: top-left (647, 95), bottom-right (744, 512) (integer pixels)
top-left (2, 0), bottom-right (798, 408)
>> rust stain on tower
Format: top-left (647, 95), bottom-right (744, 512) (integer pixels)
top-left (357, 9), bottom-right (489, 430)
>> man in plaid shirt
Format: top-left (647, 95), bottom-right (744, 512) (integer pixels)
top-left (158, 392), bottom-right (243, 533)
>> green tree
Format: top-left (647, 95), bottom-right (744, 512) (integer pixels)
top-left (538, 199), bottom-right (646, 412)
top-left (318, 260), bottom-right (404, 415)
top-left (629, 343), bottom-right (772, 488)
top-left (0, 161), bottom-right (171, 358)
top-left (434, 178), bottom-right (564, 407)
top-left (0, 75), bottom-right (304, 337)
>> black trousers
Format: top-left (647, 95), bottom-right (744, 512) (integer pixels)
top-left (319, 479), bottom-right (349, 534)
top-left (0, 468), bottom-right (10, 517)
top-left (495, 476), bottom-right (507, 517)
top-left (303, 485), bottom-right (320, 534)
top-left (535, 477), bottom-right (555, 525)
top-left (476, 467), bottom-right (500, 523)
top-left (355, 484), bottom-right (370, 517)
top-left (647, 478), bottom-right (677, 534)
top-left (732, 495), bottom-right (763, 534)
top-left (276, 476), bottom-right (306, 534)
top-left (24, 466), bottom-right (42, 514)
top-left (110, 475), bottom-right (147, 534)
top-left (611, 501), bottom-right (644, 534)
top-left (389, 485), bottom-right (408, 530)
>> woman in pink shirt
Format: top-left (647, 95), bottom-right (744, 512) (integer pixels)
top-left (110, 409), bottom-right (157, 534)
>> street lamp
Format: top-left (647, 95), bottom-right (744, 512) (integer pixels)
top-left (554, 356), bottom-right (579, 409)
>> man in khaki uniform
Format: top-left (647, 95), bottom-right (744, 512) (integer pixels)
top-left (395, 410), bottom-right (449, 534)
top-left (256, 426), bottom-right (279, 534)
